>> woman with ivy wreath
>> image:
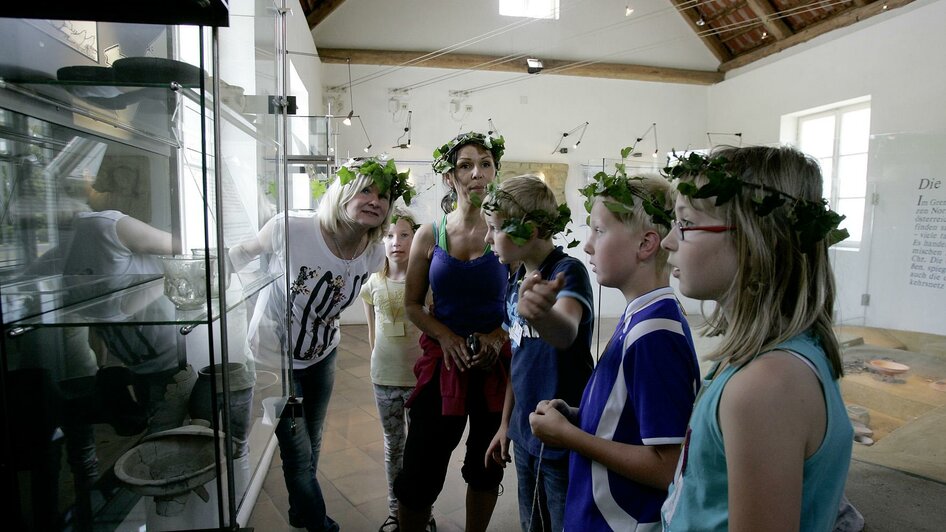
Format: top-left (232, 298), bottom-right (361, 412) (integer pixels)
top-left (230, 157), bottom-right (413, 532)
top-left (393, 132), bottom-right (512, 532)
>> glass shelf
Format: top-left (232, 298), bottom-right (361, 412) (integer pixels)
top-left (2, 271), bottom-right (282, 332)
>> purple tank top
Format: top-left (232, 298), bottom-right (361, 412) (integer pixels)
top-left (429, 234), bottom-right (507, 338)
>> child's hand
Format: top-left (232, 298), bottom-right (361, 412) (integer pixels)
top-left (517, 272), bottom-right (566, 323)
top-left (485, 426), bottom-right (511, 468)
top-left (529, 399), bottom-right (574, 448)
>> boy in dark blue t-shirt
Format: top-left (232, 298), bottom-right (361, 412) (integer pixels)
top-left (482, 175), bottom-right (594, 532)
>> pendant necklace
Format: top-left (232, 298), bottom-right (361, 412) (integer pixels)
top-left (331, 232), bottom-right (364, 278)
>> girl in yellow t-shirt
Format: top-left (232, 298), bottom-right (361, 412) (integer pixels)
top-left (361, 206), bottom-right (423, 532)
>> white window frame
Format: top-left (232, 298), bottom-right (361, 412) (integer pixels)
top-left (791, 99), bottom-right (871, 250)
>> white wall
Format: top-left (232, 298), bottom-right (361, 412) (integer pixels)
top-left (322, 64), bottom-right (709, 320)
top-left (707, 0), bottom-right (946, 335)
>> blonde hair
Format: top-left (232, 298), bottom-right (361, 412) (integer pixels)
top-left (381, 205), bottom-right (418, 278)
top-left (488, 175), bottom-right (559, 238)
top-left (600, 174), bottom-right (674, 276)
top-left (318, 169), bottom-right (393, 244)
top-left (682, 145), bottom-right (842, 376)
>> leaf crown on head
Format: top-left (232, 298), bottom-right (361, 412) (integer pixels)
top-left (432, 132), bottom-right (505, 174)
top-left (662, 150), bottom-right (849, 247)
top-left (335, 157), bottom-right (416, 206)
top-left (477, 180), bottom-right (579, 248)
top-left (578, 146), bottom-right (674, 229)
top-left (390, 212), bottom-right (420, 232)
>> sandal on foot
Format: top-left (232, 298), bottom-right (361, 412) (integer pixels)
top-left (379, 514), bottom-right (399, 532)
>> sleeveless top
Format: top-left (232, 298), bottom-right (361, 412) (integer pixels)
top-left (428, 215), bottom-right (505, 337)
top-left (661, 331), bottom-right (853, 532)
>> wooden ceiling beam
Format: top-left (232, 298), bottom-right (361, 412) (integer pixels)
top-left (306, 0), bottom-right (346, 30)
top-left (670, 0), bottom-right (733, 64)
top-left (720, 0), bottom-right (915, 72)
top-left (745, 0), bottom-right (793, 40)
top-left (317, 48), bottom-right (724, 85)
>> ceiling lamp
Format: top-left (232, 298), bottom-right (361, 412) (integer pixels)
top-left (526, 58), bottom-right (543, 74)
top-left (343, 58), bottom-right (354, 126)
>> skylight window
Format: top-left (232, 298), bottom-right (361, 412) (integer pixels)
top-left (500, 0), bottom-right (560, 20)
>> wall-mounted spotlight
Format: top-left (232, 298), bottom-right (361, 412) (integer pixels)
top-left (706, 131), bottom-right (743, 147)
top-left (651, 122), bottom-right (660, 158)
top-left (625, 5), bottom-right (634, 16)
top-left (527, 58), bottom-right (543, 74)
top-left (487, 118), bottom-right (500, 136)
top-left (357, 116), bottom-right (372, 153)
top-left (628, 122), bottom-right (658, 158)
top-left (393, 110), bottom-right (412, 149)
top-left (551, 121), bottom-right (589, 154)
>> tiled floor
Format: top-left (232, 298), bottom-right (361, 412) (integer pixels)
top-left (247, 323), bottom-right (523, 532)
top-left (248, 321), bottom-right (946, 532)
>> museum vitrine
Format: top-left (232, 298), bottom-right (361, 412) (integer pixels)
top-left (0, 1), bottom-right (295, 529)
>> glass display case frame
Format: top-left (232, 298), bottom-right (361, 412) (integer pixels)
top-left (0, 1), bottom-right (296, 529)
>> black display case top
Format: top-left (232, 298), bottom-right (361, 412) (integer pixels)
top-left (2, 0), bottom-right (230, 27)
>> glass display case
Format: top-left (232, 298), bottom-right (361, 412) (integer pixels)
top-left (0, 1), bottom-right (293, 529)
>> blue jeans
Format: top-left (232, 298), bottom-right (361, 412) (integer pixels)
top-left (514, 443), bottom-right (569, 532)
top-left (275, 349), bottom-right (339, 532)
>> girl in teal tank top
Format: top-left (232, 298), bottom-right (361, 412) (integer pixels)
top-left (659, 146), bottom-right (854, 531)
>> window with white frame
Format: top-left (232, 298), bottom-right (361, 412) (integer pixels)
top-left (499, 0), bottom-right (560, 19)
top-left (796, 101), bottom-right (871, 248)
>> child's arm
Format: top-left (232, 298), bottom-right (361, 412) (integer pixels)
top-left (720, 351), bottom-right (823, 532)
top-left (517, 272), bottom-right (582, 350)
top-left (485, 380), bottom-right (514, 468)
top-left (363, 301), bottom-right (376, 352)
top-left (530, 401), bottom-right (680, 490)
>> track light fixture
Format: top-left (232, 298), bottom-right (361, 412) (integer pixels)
top-left (393, 110), bottom-right (412, 149)
top-left (357, 116), bottom-right (372, 153)
top-left (696, 17), bottom-right (705, 26)
top-left (625, 5), bottom-right (634, 16)
top-left (343, 57), bottom-right (354, 126)
top-left (552, 121), bottom-right (589, 154)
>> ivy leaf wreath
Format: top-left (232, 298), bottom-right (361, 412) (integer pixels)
top-left (578, 150), bottom-right (674, 230)
top-left (432, 132), bottom-right (505, 174)
top-left (333, 157), bottom-right (416, 206)
top-left (663, 150), bottom-right (849, 248)
top-left (476, 181), bottom-right (579, 248)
